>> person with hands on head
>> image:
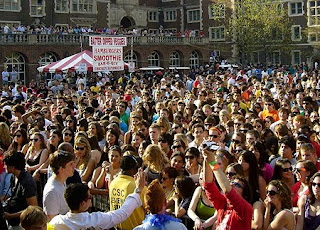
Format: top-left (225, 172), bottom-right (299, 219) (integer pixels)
top-left (263, 180), bottom-right (295, 230)
top-left (202, 148), bottom-right (253, 230)
top-left (49, 168), bottom-right (146, 230)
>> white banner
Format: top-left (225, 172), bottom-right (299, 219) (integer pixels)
top-left (129, 62), bottom-right (135, 72)
top-left (89, 36), bottom-right (127, 47)
top-left (92, 46), bottom-right (124, 72)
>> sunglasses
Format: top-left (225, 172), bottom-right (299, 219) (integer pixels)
top-left (75, 146), bottom-right (86, 151)
top-left (234, 123), bottom-right (242, 126)
top-left (14, 134), bottom-right (22, 138)
top-left (312, 182), bottom-right (320, 188)
top-left (185, 155), bottom-right (195, 160)
top-left (282, 166), bottom-right (293, 172)
top-left (266, 103), bottom-right (273, 106)
top-left (266, 190), bottom-right (278, 196)
top-left (234, 149), bottom-right (243, 153)
top-left (64, 133), bottom-right (72, 136)
top-left (239, 129), bottom-right (248, 133)
top-left (295, 167), bottom-right (307, 173)
top-left (231, 181), bottom-right (243, 189)
top-left (32, 138), bottom-right (39, 142)
top-left (173, 126), bottom-right (181, 130)
top-left (172, 145), bottom-right (181, 149)
top-left (226, 172), bottom-right (237, 177)
top-left (231, 139), bottom-right (241, 144)
top-left (210, 134), bottom-right (219, 138)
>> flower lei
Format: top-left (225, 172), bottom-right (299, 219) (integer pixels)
top-left (142, 214), bottom-right (182, 229)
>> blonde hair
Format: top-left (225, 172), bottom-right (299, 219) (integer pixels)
top-left (143, 144), bottom-right (169, 172)
top-left (174, 133), bottom-right (188, 148)
top-left (74, 136), bottom-right (91, 170)
top-left (156, 117), bottom-right (170, 133)
top-left (0, 122), bottom-right (11, 148)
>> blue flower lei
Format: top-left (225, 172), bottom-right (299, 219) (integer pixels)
top-left (142, 214), bottom-right (182, 229)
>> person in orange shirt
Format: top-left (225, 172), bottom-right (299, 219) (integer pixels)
top-left (259, 97), bottom-right (279, 122)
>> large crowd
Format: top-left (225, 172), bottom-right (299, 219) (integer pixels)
top-left (0, 63), bottom-right (319, 230)
top-left (0, 24), bottom-right (204, 37)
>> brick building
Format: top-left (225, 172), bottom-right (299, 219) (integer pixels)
top-left (0, 0), bottom-right (319, 83)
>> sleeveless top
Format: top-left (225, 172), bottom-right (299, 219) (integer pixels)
top-left (26, 149), bottom-right (43, 170)
top-left (304, 197), bottom-right (320, 230)
top-left (195, 190), bottom-right (216, 220)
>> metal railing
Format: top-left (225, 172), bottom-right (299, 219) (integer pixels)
top-left (0, 33), bottom-right (207, 45)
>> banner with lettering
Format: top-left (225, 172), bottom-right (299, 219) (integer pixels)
top-left (90, 36), bottom-right (127, 72)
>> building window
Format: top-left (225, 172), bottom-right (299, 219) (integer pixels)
top-left (55, 0), bottom-right (68, 12)
top-left (273, 51), bottom-right (281, 64)
top-left (5, 52), bottom-right (25, 83)
top-left (72, 0), bottom-right (94, 13)
top-left (164, 10), bottom-right (176, 22)
top-left (291, 25), bottom-right (302, 41)
top-left (309, 0), bottom-right (320, 25)
top-left (289, 2), bottom-right (303, 15)
top-left (187, 9), bottom-right (200, 23)
top-left (209, 4), bottom-right (225, 19)
top-left (39, 52), bottom-right (57, 67)
top-left (148, 51), bottom-right (160, 67)
top-left (292, 50), bottom-right (301, 64)
top-left (190, 51), bottom-right (199, 69)
top-left (0, 0), bottom-right (19, 11)
top-left (148, 11), bottom-right (159, 22)
top-left (209, 27), bottom-right (225, 41)
top-left (170, 51), bottom-right (180, 67)
top-left (309, 32), bottom-right (318, 42)
top-left (124, 52), bottom-right (138, 67)
top-left (30, 0), bottom-right (45, 16)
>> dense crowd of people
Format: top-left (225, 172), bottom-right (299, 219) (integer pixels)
top-left (0, 24), bottom-right (205, 37)
top-left (0, 63), bottom-right (319, 229)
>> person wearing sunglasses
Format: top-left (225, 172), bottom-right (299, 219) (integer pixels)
top-left (62, 127), bottom-right (74, 146)
top-left (161, 167), bottom-right (179, 213)
top-left (272, 159), bottom-right (295, 189)
top-left (202, 148), bottom-right (253, 230)
top-left (291, 160), bottom-right (317, 210)
top-left (229, 132), bottom-right (245, 156)
top-left (184, 147), bottom-right (201, 180)
top-left (74, 136), bottom-right (95, 182)
top-left (297, 172), bottom-right (320, 230)
top-left (225, 163), bottom-right (244, 181)
top-left (259, 97), bottom-right (279, 122)
top-left (263, 180), bottom-right (294, 230)
top-left (7, 128), bottom-right (28, 154)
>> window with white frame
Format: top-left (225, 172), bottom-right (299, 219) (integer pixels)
top-left (148, 51), bottom-right (160, 67)
top-left (289, 2), bottom-right (303, 15)
top-left (209, 27), bottom-right (225, 41)
top-left (187, 9), bottom-right (200, 23)
top-left (72, 0), bottom-right (94, 13)
top-left (292, 50), bottom-right (301, 64)
top-left (164, 10), bottom-right (176, 22)
top-left (291, 25), bottom-right (302, 41)
top-left (190, 51), bottom-right (199, 69)
top-left (309, 0), bottom-right (320, 26)
top-left (148, 11), bottom-right (159, 22)
top-left (124, 52), bottom-right (138, 67)
top-left (0, 0), bottom-right (19, 11)
top-left (39, 52), bottom-right (58, 67)
top-left (30, 0), bottom-right (45, 16)
top-left (273, 51), bottom-right (281, 64)
top-left (5, 52), bottom-right (25, 83)
top-left (209, 4), bottom-right (225, 19)
top-left (55, 0), bottom-right (68, 12)
top-left (170, 51), bottom-right (180, 67)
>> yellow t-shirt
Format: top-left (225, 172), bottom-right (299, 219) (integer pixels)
top-left (109, 174), bottom-right (146, 230)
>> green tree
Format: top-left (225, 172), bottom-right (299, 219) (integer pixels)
top-left (211, 0), bottom-right (292, 65)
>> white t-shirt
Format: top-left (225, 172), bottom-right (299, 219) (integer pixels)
top-left (43, 177), bottom-right (69, 216)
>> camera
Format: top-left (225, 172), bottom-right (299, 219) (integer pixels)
top-left (200, 141), bottom-right (220, 152)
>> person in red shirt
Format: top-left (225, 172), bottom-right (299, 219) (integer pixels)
top-left (202, 149), bottom-right (253, 230)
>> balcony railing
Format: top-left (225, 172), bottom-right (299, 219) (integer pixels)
top-left (0, 33), bottom-right (208, 45)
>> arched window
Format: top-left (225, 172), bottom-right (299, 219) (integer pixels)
top-left (190, 51), bottom-right (199, 69)
top-left (148, 51), bottom-right (160, 67)
top-left (5, 53), bottom-right (25, 83)
top-left (170, 51), bottom-right (180, 67)
top-left (39, 52), bottom-right (58, 67)
top-left (124, 52), bottom-right (138, 66)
